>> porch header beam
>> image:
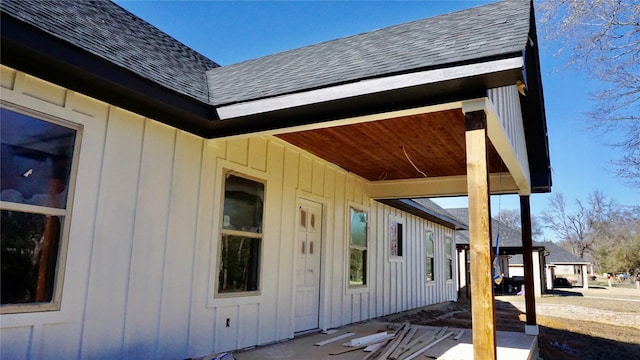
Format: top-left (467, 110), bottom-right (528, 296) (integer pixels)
top-left (368, 173), bottom-right (517, 199)
top-left (463, 93), bottom-right (531, 195)
top-left (211, 102), bottom-right (462, 141)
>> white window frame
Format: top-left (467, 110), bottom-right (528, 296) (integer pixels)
top-left (445, 235), bottom-right (454, 282)
top-left (0, 104), bottom-right (82, 314)
top-left (214, 169), bottom-right (266, 299)
top-left (425, 229), bottom-right (435, 283)
top-left (388, 214), bottom-right (404, 262)
top-left (346, 202), bottom-right (369, 293)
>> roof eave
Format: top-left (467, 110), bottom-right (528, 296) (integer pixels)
top-left (378, 199), bottom-right (467, 230)
top-left (520, 2), bottom-right (552, 194)
top-left (207, 55), bottom-right (526, 137)
top-left (0, 13), bottom-right (219, 137)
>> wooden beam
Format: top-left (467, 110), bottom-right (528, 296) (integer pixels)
top-left (368, 173), bottom-right (519, 199)
top-left (520, 195), bottom-right (537, 327)
top-left (465, 110), bottom-right (497, 360)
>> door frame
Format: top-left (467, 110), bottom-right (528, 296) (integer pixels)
top-left (293, 190), bottom-right (331, 333)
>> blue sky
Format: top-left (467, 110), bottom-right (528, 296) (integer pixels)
top-left (115, 0), bottom-right (639, 240)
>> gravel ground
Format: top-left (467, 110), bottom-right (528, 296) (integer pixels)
top-left (381, 286), bottom-right (640, 360)
top-left (502, 286), bottom-right (640, 327)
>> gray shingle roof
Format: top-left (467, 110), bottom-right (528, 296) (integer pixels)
top-left (412, 199), bottom-right (467, 229)
top-left (0, 0), bottom-right (219, 103)
top-left (446, 207), bottom-right (544, 248)
top-left (540, 242), bottom-right (590, 264)
top-left (206, 0), bottom-right (531, 106)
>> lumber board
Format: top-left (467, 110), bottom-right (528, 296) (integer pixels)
top-left (398, 332), bottom-right (453, 360)
top-left (400, 329), bottom-right (436, 353)
top-left (332, 337), bottom-right (395, 356)
top-left (315, 332), bottom-right (355, 346)
top-left (374, 324), bottom-right (412, 360)
top-left (347, 332), bottom-right (390, 347)
top-left (389, 326), bottom-right (418, 360)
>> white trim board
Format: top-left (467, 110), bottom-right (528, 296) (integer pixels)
top-left (217, 57), bottom-right (524, 120)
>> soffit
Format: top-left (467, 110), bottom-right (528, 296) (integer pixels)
top-left (276, 109), bottom-right (506, 182)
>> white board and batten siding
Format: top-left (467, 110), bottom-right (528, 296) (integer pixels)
top-left (0, 66), bottom-right (457, 359)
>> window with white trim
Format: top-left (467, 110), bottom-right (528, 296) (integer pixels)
top-left (445, 236), bottom-right (453, 280)
top-left (389, 217), bottom-right (403, 259)
top-left (1, 107), bottom-right (80, 313)
top-left (217, 173), bottom-right (264, 295)
top-left (425, 230), bottom-right (435, 282)
top-left (348, 206), bottom-right (368, 287)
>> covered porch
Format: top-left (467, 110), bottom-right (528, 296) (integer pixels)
top-left (203, 2), bottom-right (550, 358)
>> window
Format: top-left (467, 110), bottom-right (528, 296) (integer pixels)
top-left (389, 219), bottom-right (403, 258)
top-left (445, 236), bottom-right (453, 280)
top-left (425, 231), bottom-right (434, 281)
top-left (217, 174), bottom-right (264, 295)
top-left (1, 107), bottom-right (80, 312)
top-left (348, 206), bottom-right (368, 287)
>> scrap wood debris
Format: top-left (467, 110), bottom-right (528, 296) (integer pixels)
top-left (324, 323), bottom-right (463, 359)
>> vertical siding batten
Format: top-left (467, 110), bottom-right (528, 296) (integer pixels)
top-left (261, 139), bottom-right (285, 344)
top-left (157, 132), bottom-right (203, 358)
top-left (188, 140), bottom-right (222, 357)
top-left (278, 148), bottom-right (299, 339)
top-left (80, 107), bottom-right (145, 358)
top-left (123, 120), bottom-right (175, 359)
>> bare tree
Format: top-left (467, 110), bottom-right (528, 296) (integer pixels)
top-left (540, 192), bottom-right (596, 258)
top-left (541, 190), bottom-right (640, 272)
top-left (537, 0), bottom-right (640, 186)
top-left (495, 209), bottom-right (545, 240)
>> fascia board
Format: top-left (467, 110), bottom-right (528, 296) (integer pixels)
top-left (217, 57), bottom-right (525, 120)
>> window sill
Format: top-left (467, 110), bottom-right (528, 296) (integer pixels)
top-left (208, 292), bottom-right (263, 308)
top-left (346, 284), bottom-right (369, 295)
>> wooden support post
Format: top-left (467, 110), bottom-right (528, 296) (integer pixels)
top-left (465, 110), bottom-right (497, 360)
top-left (520, 195), bottom-right (538, 334)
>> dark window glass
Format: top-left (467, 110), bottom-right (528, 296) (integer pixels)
top-left (218, 174), bottom-right (264, 295)
top-left (349, 207), bottom-right (368, 286)
top-left (1, 210), bottom-right (62, 304)
top-left (1, 108), bottom-right (77, 310)
top-left (1, 108), bottom-right (76, 208)
top-left (222, 175), bottom-right (263, 232)
top-left (218, 235), bottom-right (260, 293)
top-left (426, 231), bottom-right (435, 281)
top-left (446, 237), bottom-right (453, 280)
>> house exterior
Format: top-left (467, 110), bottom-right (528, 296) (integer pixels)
top-left (1, 0), bottom-right (551, 359)
top-left (511, 241), bottom-right (592, 290)
top-left (446, 208), bottom-right (548, 297)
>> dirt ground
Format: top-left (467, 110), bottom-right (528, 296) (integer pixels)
top-left (380, 286), bottom-right (640, 360)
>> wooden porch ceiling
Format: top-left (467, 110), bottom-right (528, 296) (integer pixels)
top-left (277, 109), bottom-right (505, 182)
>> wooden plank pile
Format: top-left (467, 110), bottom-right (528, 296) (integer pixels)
top-left (318, 323), bottom-right (464, 359)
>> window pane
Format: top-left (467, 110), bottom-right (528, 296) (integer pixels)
top-left (349, 207), bottom-right (367, 247)
top-left (1, 210), bottom-right (62, 304)
top-left (426, 231), bottom-right (434, 254)
top-left (445, 237), bottom-right (452, 257)
top-left (218, 235), bottom-right (260, 293)
top-left (1, 108), bottom-right (76, 209)
top-left (349, 249), bottom-right (366, 286)
top-left (426, 257), bottom-right (434, 281)
top-left (446, 259), bottom-right (453, 280)
top-left (390, 221), bottom-right (403, 257)
top-left (222, 175), bottom-right (264, 232)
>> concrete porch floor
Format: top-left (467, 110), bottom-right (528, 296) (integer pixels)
top-left (231, 321), bottom-right (538, 360)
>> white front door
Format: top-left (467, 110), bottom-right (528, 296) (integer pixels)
top-left (294, 199), bottom-right (322, 332)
